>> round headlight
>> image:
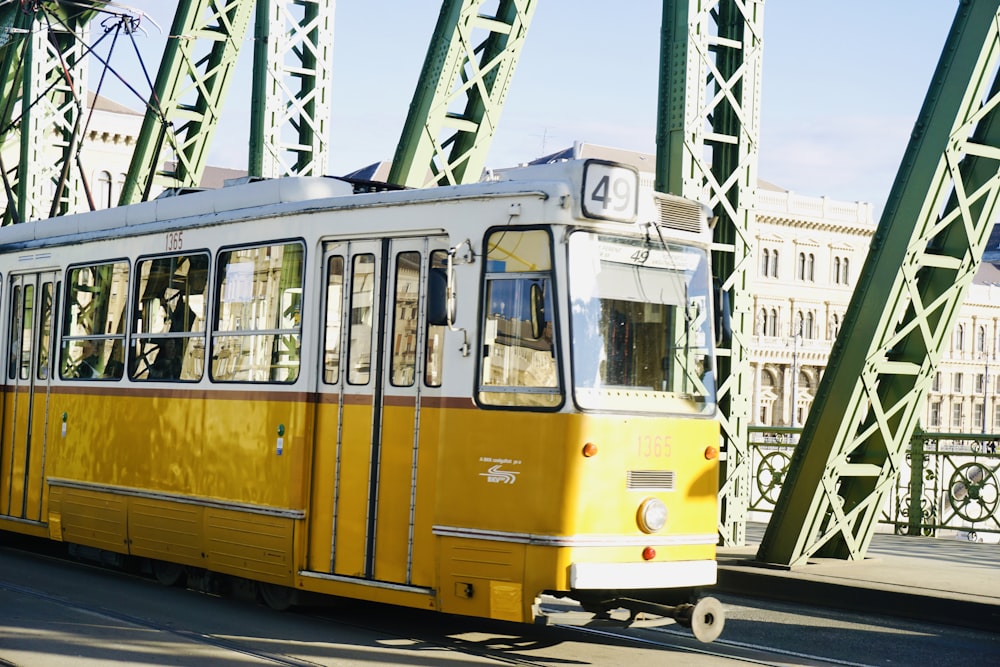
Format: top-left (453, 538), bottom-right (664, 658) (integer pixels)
top-left (637, 497), bottom-right (668, 534)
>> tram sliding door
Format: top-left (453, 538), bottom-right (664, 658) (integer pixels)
top-left (309, 237), bottom-right (444, 587)
top-left (1, 272), bottom-right (58, 522)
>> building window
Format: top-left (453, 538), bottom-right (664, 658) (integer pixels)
top-left (841, 257), bottom-right (850, 284)
top-left (954, 324), bottom-right (966, 354)
top-left (932, 372), bottom-right (941, 392)
top-left (807, 253), bottom-right (815, 282)
top-left (974, 403), bottom-right (985, 431)
top-left (805, 312), bottom-right (815, 339)
top-left (797, 252), bottom-right (806, 280)
top-left (952, 403), bottom-right (964, 429)
top-left (976, 373), bottom-right (986, 394)
top-left (834, 257), bottom-right (841, 283)
top-left (994, 405), bottom-right (1000, 430)
top-left (929, 401), bottom-right (941, 428)
top-left (97, 171), bottom-right (113, 209)
top-left (976, 325), bottom-right (987, 355)
top-left (954, 372), bottom-right (964, 393)
top-left (761, 247), bottom-right (779, 278)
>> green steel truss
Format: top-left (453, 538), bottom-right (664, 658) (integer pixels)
top-left (657, 0), bottom-right (763, 546)
top-left (120, 0), bottom-right (255, 204)
top-left (758, 0), bottom-right (1000, 566)
top-left (389, 0), bottom-right (536, 188)
top-left (0, 3), bottom-right (93, 223)
top-left (249, 0), bottom-right (333, 178)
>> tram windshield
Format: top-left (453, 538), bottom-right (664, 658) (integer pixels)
top-left (569, 232), bottom-right (716, 415)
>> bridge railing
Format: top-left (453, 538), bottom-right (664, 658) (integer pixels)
top-left (747, 428), bottom-right (1000, 541)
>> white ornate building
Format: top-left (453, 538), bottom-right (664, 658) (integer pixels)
top-left (750, 185), bottom-right (877, 428)
top-left (751, 184), bottom-right (1000, 434)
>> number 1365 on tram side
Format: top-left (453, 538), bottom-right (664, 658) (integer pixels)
top-left (0, 158), bottom-right (725, 642)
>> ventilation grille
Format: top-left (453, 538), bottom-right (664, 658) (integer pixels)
top-left (654, 195), bottom-right (706, 234)
top-left (627, 470), bottom-right (676, 491)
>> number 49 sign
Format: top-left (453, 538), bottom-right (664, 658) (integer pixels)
top-left (581, 160), bottom-right (639, 223)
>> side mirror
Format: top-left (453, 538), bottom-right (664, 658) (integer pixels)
top-left (427, 267), bottom-right (448, 326)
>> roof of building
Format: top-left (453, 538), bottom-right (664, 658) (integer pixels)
top-left (974, 259), bottom-right (1000, 285)
top-left (86, 91), bottom-right (144, 117)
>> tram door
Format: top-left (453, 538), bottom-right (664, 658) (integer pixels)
top-left (1, 272), bottom-right (58, 522)
top-left (309, 237), bottom-right (444, 586)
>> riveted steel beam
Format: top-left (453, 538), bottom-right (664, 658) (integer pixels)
top-left (390, 0), bottom-right (536, 188)
top-left (657, 0), bottom-right (764, 546)
top-left (758, 0), bottom-right (1000, 566)
top-left (249, 0), bottom-right (334, 178)
top-left (121, 0), bottom-right (255, 204)
top-left (0, 3), bottom-right (94, 223)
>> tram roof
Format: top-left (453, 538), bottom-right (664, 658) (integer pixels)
top-left (0, 161), bottom-right (597, 250)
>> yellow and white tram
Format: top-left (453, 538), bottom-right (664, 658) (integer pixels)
top-left (0, 159), bottom-right (724, 640)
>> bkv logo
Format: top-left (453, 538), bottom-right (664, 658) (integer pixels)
top-left (480, 464), bottom-right (519, 484)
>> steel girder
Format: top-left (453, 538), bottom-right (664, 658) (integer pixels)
top-left (657, 0), bottom-right (764, 546)
top-left (758, 0), bottom-right (1000, 566)
top-left (389, 0), bottom-right (536, 188)
top-left (249, 0), bottom-right (333, 178)
top-left (120, 0), bottom-right (255, 204)
top-left (0, 3), bottom-right (93, 223)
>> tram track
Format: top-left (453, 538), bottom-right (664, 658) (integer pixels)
top-left (0, 577), bottom-right (326, 667)
top-left (3, 540), bottom-right (982, 667)
top-left (0, 542), bottom-right (751, 666)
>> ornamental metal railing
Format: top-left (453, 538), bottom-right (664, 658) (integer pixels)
top-left (748, 427), bottom-right (1000, 541)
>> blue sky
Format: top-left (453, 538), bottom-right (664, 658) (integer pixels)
top-left (96, 1), bottom-right (957, 214)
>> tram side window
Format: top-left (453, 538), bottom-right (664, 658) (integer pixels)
top-left (36, 282), bottom-right (56, 380)
top-left (323, 256), bottom-right (345, 384)
top-left (129, 253), bottom-right (209, 382)
top-left (478, 230), bottom-right (561, 409)
top-left (212, 241), bottom-right (304, 383)
top-left (425, 250), bottom-right (447, 388)
top-left (7, 284), bottom-right (32, 381)
top-left (348, 254), bottom-right (375, 385)
top-left (390, 252), bottom-right (420, 387)
top-left (60, 261), bottom-right (129, 380)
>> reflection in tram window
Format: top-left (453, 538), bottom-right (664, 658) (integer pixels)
top-left (60, 261), bottom-right (129, 380)
top-left (323, 256), bottom-right (345, 384)
top-left (390, 252), bottom-right (420, 387)
top-left (478, 229), bottom-right (561, 408)
top-left (7, 285), bottom-right (22, 381)
top-left (568, 232), bottom-right (716, 415)
top-left (212, 242), bottom-right (304, 383)
top-left (348, 254), bottom-right (375, 385)
top-left (129, 253), bottom-right (209, 382)
top-left (425, 250), bottom-right (447, 388)
top-left (36, 282), bottom-right (54, 380)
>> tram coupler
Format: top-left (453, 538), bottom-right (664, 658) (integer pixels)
top-left (607, 596), bottom-right (726, 643)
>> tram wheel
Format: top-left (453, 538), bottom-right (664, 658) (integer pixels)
top-left (152, 560), bottom-right (186, 587)
top-left (258, 582), bottom-right (297, 611)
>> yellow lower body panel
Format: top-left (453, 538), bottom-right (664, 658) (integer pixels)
top-left (438, 536), bottom-right (526, 622)
top-left (48, 483), bottom-right (296, 586)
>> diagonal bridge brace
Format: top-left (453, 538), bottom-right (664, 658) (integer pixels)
top-left (758, 0), bottom-right (1000, 567)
